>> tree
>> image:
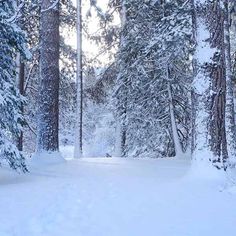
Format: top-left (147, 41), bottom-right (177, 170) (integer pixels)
top-left (114, 0), bottom-right (127, 157)
top-left (15, 0), bottom-right (32, 151)
top-left (114, 0), bottom-right (192, 157)
top-left (0, 0), bottom-right (29, 171)
top-left (15, 0), bottom-right (77, 153)
top-left (74, 0), bottom-right (83, 158)
top-left (223, 0), bottom-right (236, 165)
top-left (16, 56), bottom-right (25, 151)
top-left (192, 0), bottom-right (228, 169)
top-left (37, 0), bottom-right (60, 153)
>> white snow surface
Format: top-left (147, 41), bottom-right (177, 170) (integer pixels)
top-left (1, 153), bottom-right (236, 236)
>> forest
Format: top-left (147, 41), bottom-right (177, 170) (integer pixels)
top-left (1, 0), bottom-right (236, 235)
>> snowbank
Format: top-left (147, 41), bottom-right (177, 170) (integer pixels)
top-left (29, 151), bottom-right (66, 168)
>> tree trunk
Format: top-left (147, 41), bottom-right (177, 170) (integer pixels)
top-left (37, 0), bottom-right (60, 152)
top-left (223, 0), bottom-right (236, 165)
top-left (115, 0), bottom-right (128, 158)
top-left (17, 60), bottom-right (25, 151)
top-left (192, 0), bottom-right (227, 169)
top-left (74, 0), bottom-right (83, 158)
top-left (114, 121), bottom-right (122, 157)
top-left (167, 80), bottom-right (183, 157)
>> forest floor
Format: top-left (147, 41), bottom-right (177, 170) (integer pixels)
top-left (1, 150), bottom-right (236, 236)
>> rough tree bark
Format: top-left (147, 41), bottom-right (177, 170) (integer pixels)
top-left (37, 0), bottom-right (60, 152)
top-left (192, 0), bottom-right (227, 169)
top-left (223, 0), bottom-right (236, 164)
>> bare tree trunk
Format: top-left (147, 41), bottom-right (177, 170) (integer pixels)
top-left (167, 80), bottom-right (183, 157)
top-left (192, 0), bottom-right (227, 169)
top-left (120, 108), bottom-right (127, 157)
top-left (208, 1), bottom-right (228, 167)
top-left (15, 1), bottom-right (25, 151)
top-left (115, 0), bottom-right (127, 158)
top-left (223, 0), bottom-right (236, 164)
top-left (114, 121), bottom-right (122, 157)
top-left (17, 60), bottom-right (25, 151)
top-left (74, 0), bottom-right (83, 158)
top-left (37, 0), bottom-right (60, 152)
top-left (190, 0), bottom-right (197, 156)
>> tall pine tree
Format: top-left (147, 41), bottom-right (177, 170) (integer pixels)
top-left (37, 0), bottom-right (60, 153)
top-left (0, 1), bottom-right (29, 171)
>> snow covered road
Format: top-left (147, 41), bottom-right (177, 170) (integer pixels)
top-left (0, 157), bottom-right (236, 236)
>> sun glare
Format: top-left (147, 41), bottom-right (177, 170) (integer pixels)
top-left (65, 0), bottom-right (119, 66)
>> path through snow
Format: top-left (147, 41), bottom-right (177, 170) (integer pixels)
top-left (0, 157), bottom-right (236, 236)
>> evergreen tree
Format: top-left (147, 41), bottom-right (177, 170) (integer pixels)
top-left (37, 0), bottom-right (60, 153)
top-left (0, 0), bottom-right (29, 171)
top-left (19, 0), bottom-right (77, 152)
top-left (192, 0), bottom-right (229, 169)
top-left (114, 0), bottom-right (192, 157)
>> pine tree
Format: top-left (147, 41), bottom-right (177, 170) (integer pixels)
top-left (16, 0), bottom-right (77, 153)
top-left (223, 0), bottom-right (236, 165)
top-left (192, 0), bottom-right (228, 169)
top-left (37, 0), bottom-right (60, 153)
top-left (0, 0), bottom-right (29, 171)
top-left (114, 0), bottom-right (192, 157)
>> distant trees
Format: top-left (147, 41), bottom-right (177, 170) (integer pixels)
top-left (110, 0), bottom-right (236, 168)
top-left (114, 0), bottom-right (192, 157)
top-left (1, 0), bottom-right (236, 172)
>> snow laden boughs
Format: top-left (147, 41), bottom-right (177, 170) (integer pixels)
top-left (0, 1), bottom-right (29, 171)
top-left (114, 0), bottom-right (192, 157)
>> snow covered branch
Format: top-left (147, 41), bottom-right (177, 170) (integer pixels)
top-left (6, 2), bottom-right (25, 23)
top-left (41, 0), bottom-right (59, 13)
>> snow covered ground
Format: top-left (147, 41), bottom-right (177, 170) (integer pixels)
top-left (1, 155), bottom-right (236, 236)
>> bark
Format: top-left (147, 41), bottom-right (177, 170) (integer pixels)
top-left (74, 0), bottom-right (83, 158)
top-left (191, 0), bottom-right (197, 155)
top-left (223, 0), bottom-right (236, 163)
top-left (192, 0), bottom-right (227, 169)
top-left (120, 112), bottom-right (127, 157)
top-left (121, 0), bottom-right (126, 28)
top-left (167, 80), bottom-right (183, 157)
top-left (115, 0), bottom-right (127, 157)
top-left (17, 60), bottom-right (25, 151)
top-left (208, 1), bottom-right (228, 167)
top-left (114, 121), bottom-right (122, 157)
top-left (37, 0), bottom-right (60, 152)
top-left (121, 0), bottom-right (128, 158)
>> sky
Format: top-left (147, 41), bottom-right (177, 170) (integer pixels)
top-left (62, 0), bottom-right (120, 67)
top-left (59, 1), bottom-right (119, 90)
top-left (69, 0), bottom-right (111, 51)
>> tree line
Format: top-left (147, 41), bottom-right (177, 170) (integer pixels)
top-left (0, 0), bottom-right (236, 172)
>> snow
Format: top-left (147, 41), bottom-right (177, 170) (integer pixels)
top-left (1, 153), bottom-right (236, 236)
top-left (195, 20), bottom-right (216, 66)
top-left (30, 151), bottom-right (66, 166)
top-left (192, 9), bottom-right (215, 163)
